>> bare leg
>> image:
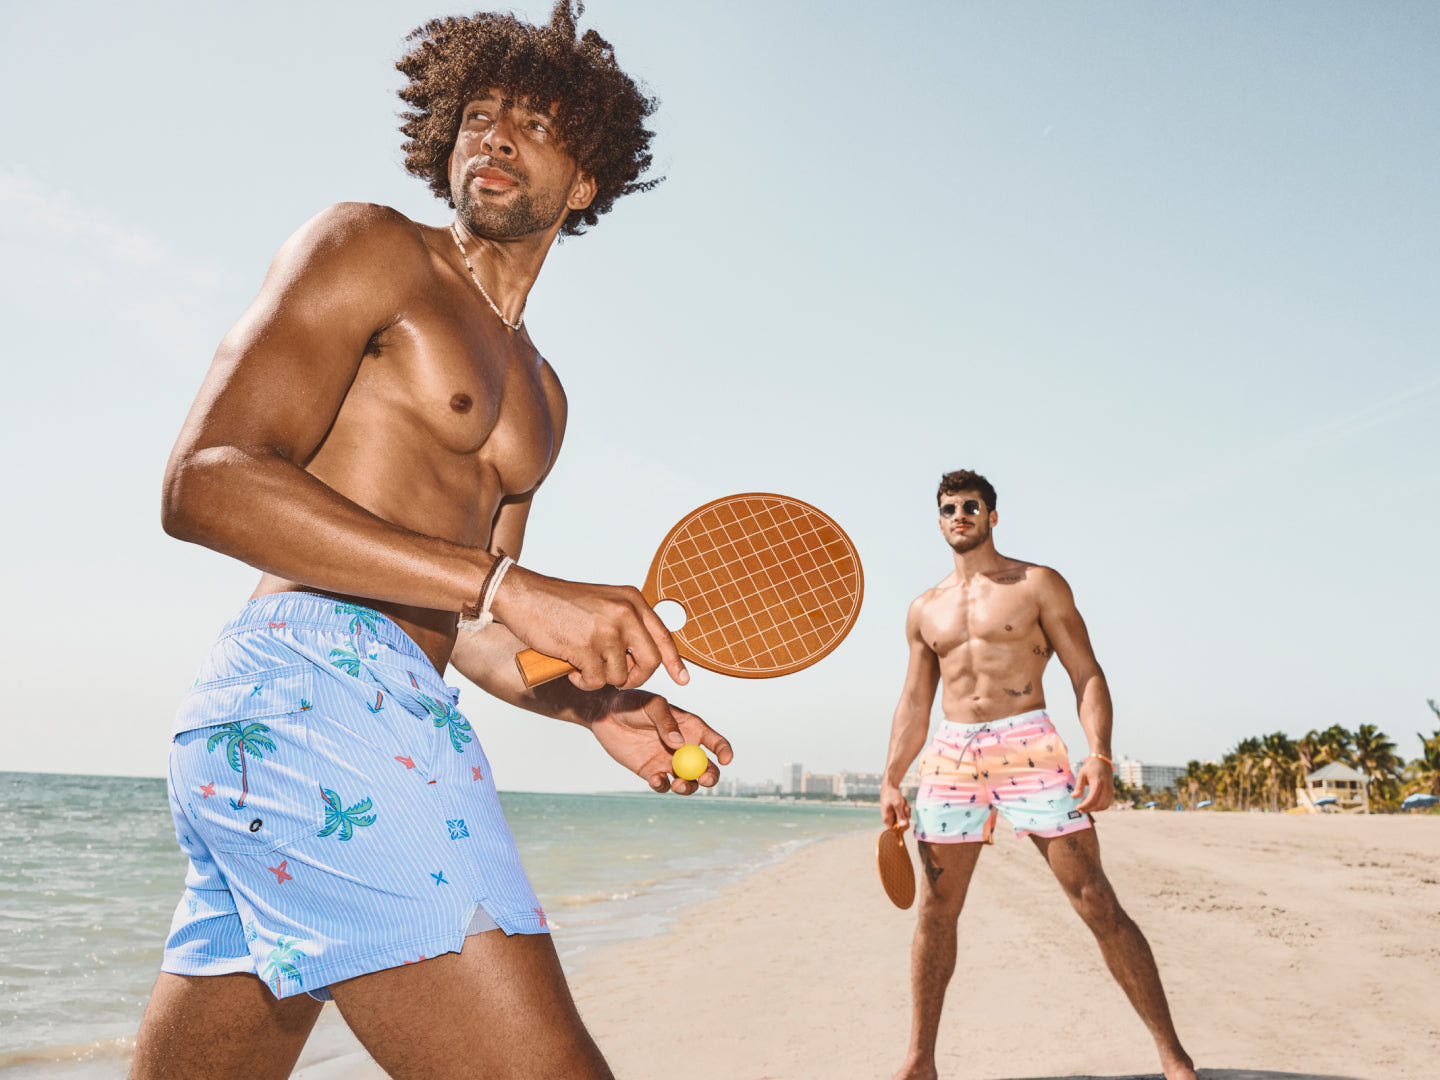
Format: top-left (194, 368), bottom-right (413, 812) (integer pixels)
top-left (130, 971), bottom-right (324, 1080)
top-left (330, 929), bottom-right (612, 1080)
top-left (892, 840), bottom-right (985, 1080)
top-left (1032, 828), bottom-right (1197, 1080)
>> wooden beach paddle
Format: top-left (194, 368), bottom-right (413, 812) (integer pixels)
top-left (515, 493), bottom-right (864, 687)
top-left (876, 824), bottom-right (915, 909)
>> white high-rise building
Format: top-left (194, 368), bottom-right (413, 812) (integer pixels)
top-left (781, 762), bottom-right (803, 794)
top-left (1115, 759), bottom-right (1186, 791)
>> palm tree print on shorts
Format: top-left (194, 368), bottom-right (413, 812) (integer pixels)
top-left (261, 937), bottom-right (306, 995)
top-left (328, 643), bottom-right (363, 677)
top-left (333, 603), bottom-right (381, 637)
top-left (318, 786), bottom-right (377, 840)
top-left (206, 722), bottom-right (276, 810)
top-left (418, 693), bottom-right (473, 752)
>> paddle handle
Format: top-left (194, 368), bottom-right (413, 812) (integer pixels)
top-left (515, 649), bottom-right (576, 688)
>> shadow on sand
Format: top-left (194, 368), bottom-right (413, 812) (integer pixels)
top-left (1005, 1072), bottom-right (1363, 1080)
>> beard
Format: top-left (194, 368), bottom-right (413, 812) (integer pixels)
top-left (455, 163), bottom-right (571, 240)
top-left (948, 521), bottom-right (991, 553)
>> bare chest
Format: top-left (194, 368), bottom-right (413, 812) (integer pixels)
top-left (344, 294), bottom-right (559, 498)
top-left (923, 583), bottom-right (1043, 657)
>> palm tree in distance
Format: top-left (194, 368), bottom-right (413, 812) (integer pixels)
top-left (1184, 760), bottom-right (1204, 809)
top-left (1259, 732), bottom-right (1299, 812)
top-left (1351, 724), bottom-right (1403, 814)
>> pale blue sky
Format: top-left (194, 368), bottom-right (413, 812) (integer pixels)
top-left (2, 1), bottom-right (1436, 791)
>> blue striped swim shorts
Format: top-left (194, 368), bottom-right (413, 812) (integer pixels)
top-left (160, 592), bottom-right (547, 1001)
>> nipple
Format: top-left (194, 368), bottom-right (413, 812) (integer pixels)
top-left (450, 393), bottom-right (473, 413)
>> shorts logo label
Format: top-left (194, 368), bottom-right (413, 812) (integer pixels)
top-left (1068, 810), bottom-right (1082, 819)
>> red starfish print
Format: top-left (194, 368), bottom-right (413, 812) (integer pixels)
top-left (395, 756), bottom-right (415, 769)
top-left (269, 860), bottom-right (293, 884)
top-left (199, 782), bottom-right (215, 798)
top-left (268, 621), bottom-right (287, 628)
top-left (403, 955), bottom-right (427, 964)
top-left (471, 766), bottom-right (483, 782)
top-left (533, 907), bottom-right (548, 928)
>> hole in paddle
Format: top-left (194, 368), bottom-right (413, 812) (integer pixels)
top-left (653, 599), bottom-right (687, 633)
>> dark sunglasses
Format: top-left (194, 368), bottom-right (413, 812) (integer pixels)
top-left (939, 499), bottom-right (984, 518)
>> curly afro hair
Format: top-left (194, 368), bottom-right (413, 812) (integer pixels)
top-left (397, 1), bottom-right (660, 236)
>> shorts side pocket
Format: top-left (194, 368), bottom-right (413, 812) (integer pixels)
top-left (172, 666), bottom-right (325, 855)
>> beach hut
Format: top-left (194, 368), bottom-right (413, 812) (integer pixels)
top-left (1296, 762), bottom-right (1367, 813)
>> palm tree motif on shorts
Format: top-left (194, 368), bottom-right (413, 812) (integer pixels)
top-left (328, 643), bottom-right (363, 677)
top-left (318, 786), bottom-right (377, 840)
top-left (206, 722), bottom-right (276, 810)
top-left (261, 937), bottom-right (306, 995)
top-left (334, 603), bottom-right (381, 637)
top-left (419, 693), bottom-right (473, 752)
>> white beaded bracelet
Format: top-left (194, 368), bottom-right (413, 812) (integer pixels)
top-left (462, 552), bottom-right (514, 629)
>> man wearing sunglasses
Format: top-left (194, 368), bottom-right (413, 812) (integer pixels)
top-left (880, 469), bottom-right (1195, 1080)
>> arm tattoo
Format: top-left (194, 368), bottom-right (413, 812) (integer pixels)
top-left (1003, 681), bottom-right (1034, 697)
top-left (918, 842), bottom-right (945, 886)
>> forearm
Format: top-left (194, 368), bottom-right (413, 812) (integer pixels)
top-left (162, 446), bottom-right (491, 611)
top-left (451, 622), bottom-right (613, 727)
top-left (882, 705), bottom-right (931, 787)
top-left (1074, 671), bottom-right (1114, 757)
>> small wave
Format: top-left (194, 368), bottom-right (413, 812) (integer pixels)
top-left (548, 884), bottom-right (654, 906)
top-left (0, 1036), bottom-right (134, 1067)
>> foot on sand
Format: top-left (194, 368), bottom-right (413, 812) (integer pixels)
top-left (890, 1056), bottom-right (938, 1080)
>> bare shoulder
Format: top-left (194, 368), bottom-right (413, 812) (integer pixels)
top-left (908, 573), bottom-right (955, 624)
top-left (1022, 563), bottom-right (1077, 605)
top-left (282, 202), bottom-right (428, 263)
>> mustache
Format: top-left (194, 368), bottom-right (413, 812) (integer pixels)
top-left (465, 160), bottom-right (524, 185)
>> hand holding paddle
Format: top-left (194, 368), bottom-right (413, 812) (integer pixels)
top-left (513, 494), bottom-right (864, 689)
top-left (492, 565), bottom-right (690, 691)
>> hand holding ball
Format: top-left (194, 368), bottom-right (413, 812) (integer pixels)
top-left (671, 744), bottom-right (709, 781)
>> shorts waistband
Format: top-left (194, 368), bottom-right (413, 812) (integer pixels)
top-left (937, 708), bottom-right (1050, 734)
top-left (218, 592), bottom-right (436, 673)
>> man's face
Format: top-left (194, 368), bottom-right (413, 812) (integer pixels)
top-left (448, 90), bottom-right (596, 240)
top-left (937, 491), bottom-right (996, 553)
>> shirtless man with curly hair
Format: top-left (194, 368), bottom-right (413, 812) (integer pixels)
top-left (881, 470), bottom-right (1195, 1080)
top-left (131, 5), bottom-right (729, 1078)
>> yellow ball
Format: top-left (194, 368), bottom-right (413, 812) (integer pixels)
top-left (671, 743), bottom-right (709, 781)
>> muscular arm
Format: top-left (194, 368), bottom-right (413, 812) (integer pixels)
top-left (1035, 568), bottom-right (1114, 810)
top-left (162, 209), bottom-right (683, 690)
top-left (880, 597), bottom-right (941, 826)
top-left (161, 203), bottom-right (494, 611)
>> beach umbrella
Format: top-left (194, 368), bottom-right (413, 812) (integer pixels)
top-left (1314, 796), bottom-right (1339, 806)
top-left (1174, 803), bottom-right (1184, 811)
top-left (1143, 800), bottom-right (1158, 808)
top-left (1401, 793), bottom-right (1438, 810)
top-left (1196, 800), bottom-right (1213, 808)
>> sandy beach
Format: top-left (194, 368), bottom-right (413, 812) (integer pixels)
top-left (294, 812), bottom-right (1440, 1080)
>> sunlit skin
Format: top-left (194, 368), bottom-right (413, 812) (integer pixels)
top-left (135, 88), bottom-right (732, 1080)
top-left (878, 488), bottom-right (1196, 1080)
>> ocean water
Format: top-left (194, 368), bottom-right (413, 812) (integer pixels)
top-left (0, 771), bottom-right (870, 1071)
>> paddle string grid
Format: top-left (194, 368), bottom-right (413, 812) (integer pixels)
top-left (652, 495), bottom-right (862, 677)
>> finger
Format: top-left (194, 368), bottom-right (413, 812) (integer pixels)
top-left (635, 595), bottom-right (689, 686)
top-left (567, 652), bottom-right (607, 692)
top-left (696, 760), bottom-right (721, 788)
top-left (647, 767), bottom-right (671, 794)
top-left (678, 714), bottom-right (733, 766)
top-left (643, 695), bottom-right (685, 749)
top-left (669, 777), bottom-right (698, 796)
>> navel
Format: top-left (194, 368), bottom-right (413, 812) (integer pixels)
top-left (1005, 624), bottom-right (1013, 632)
top-left (450, 393), bottom-right (473, 413)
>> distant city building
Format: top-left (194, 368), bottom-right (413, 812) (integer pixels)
top-left (901, 770), bottom-right (920, 801)
top-left (1115, 759), bottom-right (1185, 791)
top-left (801, 772), bottom-right (835, 796)
top-left (834, 771), bottom-right (883, 799)
top-left (781, 762), bottom-right (803, 794)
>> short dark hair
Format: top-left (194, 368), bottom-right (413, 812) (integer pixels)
top-left (937, 470), bottom-right (996, 510)
top-left (396, 1), bottom-right (660, 237)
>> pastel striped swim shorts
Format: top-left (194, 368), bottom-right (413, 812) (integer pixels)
top-left (160, 592), bottom-right (547, 1001)
top-left (913, 709), bottom-right (1092, 844)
